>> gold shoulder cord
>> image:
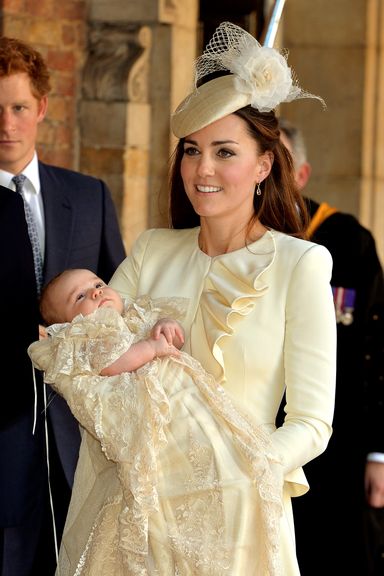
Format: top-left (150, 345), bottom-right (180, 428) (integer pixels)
top-left (307, 202), bottom-right (338, 238)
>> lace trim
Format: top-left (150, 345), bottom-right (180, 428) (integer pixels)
top-left (74, 495), bottom-right (123, 576)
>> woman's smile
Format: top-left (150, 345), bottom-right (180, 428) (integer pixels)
top-left (196, 185), bottom-right (223, 193)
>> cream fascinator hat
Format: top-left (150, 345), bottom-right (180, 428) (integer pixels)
top-left (171, 21), bottom-right (325, 138)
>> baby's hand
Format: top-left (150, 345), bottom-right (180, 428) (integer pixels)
top-left (39, 324), bottom-right (48, 340)
top-left (151, 318), bottom-right (185, 349)
top-left (150, 333), bottom-right (180, 359)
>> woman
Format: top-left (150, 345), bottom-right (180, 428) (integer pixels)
top-left (61, 22), bottom-right (336, 575)
top-left (107, 22), bottom-right (336, 575)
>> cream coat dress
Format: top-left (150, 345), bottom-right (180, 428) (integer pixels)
top-left (32, 227), bottom-right (335, 576)
top-left (109, 228), bottom-right (337, 575)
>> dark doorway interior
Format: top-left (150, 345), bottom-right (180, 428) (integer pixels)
top-left (199, 0), bottom-right (266, 49)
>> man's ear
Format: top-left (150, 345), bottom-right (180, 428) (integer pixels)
top-left (296, 161), bottom-right (312, 190)
top-left (37, 95), bottom-right (48, 123)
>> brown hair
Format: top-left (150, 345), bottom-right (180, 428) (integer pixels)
top-left (39, 271), bottom-right (68, 326)
top-left (0, 37), bottom-right (51, 99)
top-left (169, 106), bottom-right (309, 239)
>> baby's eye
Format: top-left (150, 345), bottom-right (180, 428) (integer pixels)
top-left (95, 282), bottom-right (104, 289)
top-left (183, 146), bottom-right (199, 156)
top-left (75, 293), bottom-right (85, 301)
top-left (217, 148), bottom-right (234, 158)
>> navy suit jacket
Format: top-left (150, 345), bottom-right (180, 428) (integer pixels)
top-left (40, 161), bottom-right (126, 284)
top-left (0, 186), bottom-right (41, 525)
top-left (0, 164), bottom-right (126, 525)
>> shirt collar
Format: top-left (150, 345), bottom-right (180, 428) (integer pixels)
top-left (0, 152), bottom-right (40, 195)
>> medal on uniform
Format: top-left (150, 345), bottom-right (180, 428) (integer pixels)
top-left (332, 286), bottom-right (356, 325)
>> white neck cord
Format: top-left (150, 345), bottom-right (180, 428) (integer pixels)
top-left (32, 365), bottom-right (59, 566)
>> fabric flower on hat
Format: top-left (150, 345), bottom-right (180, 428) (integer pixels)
top-left (230, 44), bottom-right (301, 112)
top-left (194, 21), bottom-right (325, 113)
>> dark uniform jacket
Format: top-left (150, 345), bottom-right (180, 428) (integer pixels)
top-left (293, 197), bottom-right (384, 576)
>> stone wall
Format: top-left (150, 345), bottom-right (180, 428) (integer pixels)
top-left (0, 0), bottom-right (87, 169)
top-left (0, 0), bottom-right (199, 250)
top-left (279, 0), bottom-right (384, 263)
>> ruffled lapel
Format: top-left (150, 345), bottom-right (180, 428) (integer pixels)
top-left (196, 230), bottom-right (276, 379)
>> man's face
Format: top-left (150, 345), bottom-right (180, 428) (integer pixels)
top-left (0, 72), bottom-right (47, 174)
top-left (280, 130), bottom-right (311, 191)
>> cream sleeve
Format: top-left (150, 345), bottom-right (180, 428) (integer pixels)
top-left (271, 244), bottom-right (337, 479)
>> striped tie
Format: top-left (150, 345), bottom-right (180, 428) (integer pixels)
top-left (13, 174), bottom-right (43, 295)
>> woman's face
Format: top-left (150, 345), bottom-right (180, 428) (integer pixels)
top-left (180, 114), bottom-right (272, 224)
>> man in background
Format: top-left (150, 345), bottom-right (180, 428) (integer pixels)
top-left (0, 186), bottom-right (40, 576)
top-left (279, 117), bottom-right (384, 575)
top-left (0, 37), bottom-right (126, 575)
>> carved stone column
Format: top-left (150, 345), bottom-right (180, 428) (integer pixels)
top-left (361, 0), bottom-right (384, 264)
top-left (79, 23), bottom-right (151, 250)
top-left (80, 0), bottom-right (198, 249)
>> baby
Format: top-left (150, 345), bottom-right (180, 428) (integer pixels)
top-left (28, 269), bottom-right (282, 576)
top-left (38, 268), bottom-right (184, 375)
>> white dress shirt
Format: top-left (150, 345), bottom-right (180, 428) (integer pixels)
top-left (0, 152), bottom-right (45, 259)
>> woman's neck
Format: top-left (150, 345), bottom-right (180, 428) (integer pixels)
top-left (198, 219), bottom-right (267, 257)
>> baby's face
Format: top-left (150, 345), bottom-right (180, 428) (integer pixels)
top-left (52, 269), bottom-right (124, 322)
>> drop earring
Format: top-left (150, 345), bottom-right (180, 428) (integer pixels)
top-left (256, 182), bottom-right (262, 196)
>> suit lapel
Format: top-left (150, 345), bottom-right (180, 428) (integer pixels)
top-left (39, 162), bottom-right (74, 282)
